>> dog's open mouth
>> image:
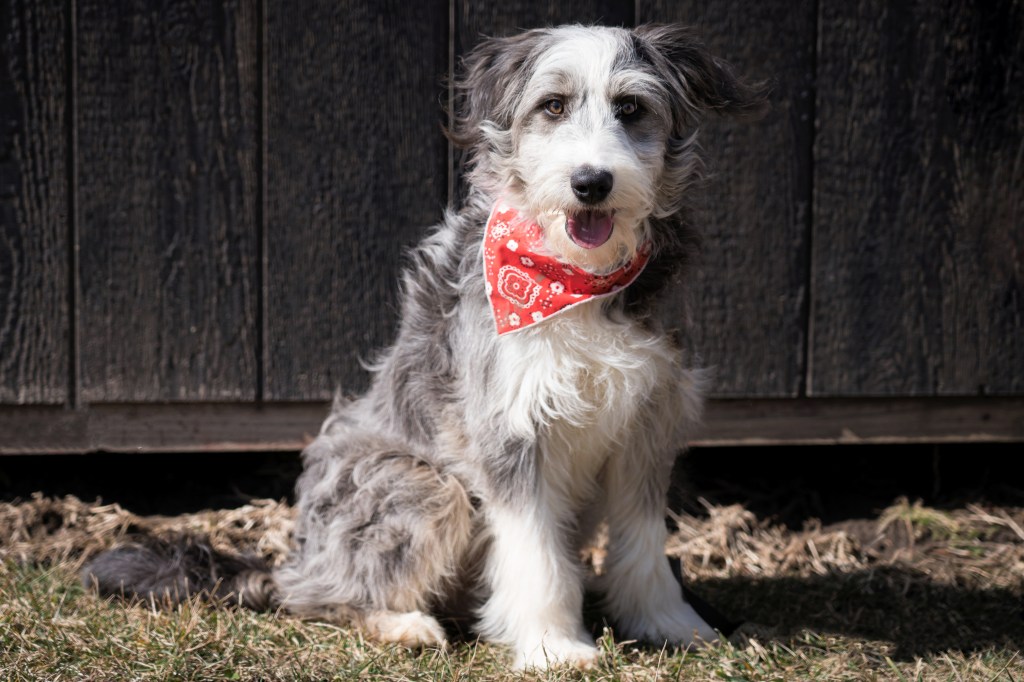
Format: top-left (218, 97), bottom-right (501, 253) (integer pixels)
top-left (565, 211), bottom-right (614, 249)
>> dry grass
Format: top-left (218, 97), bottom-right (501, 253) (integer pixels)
top-left (2, 494), bottom-right (1023, 681)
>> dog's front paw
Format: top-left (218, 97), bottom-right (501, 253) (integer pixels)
top-left (619, 599), bottom-right (718, 648)
top-left (513, 634), bottom-right (600, 670)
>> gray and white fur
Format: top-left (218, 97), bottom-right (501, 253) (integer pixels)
top-left (83, 24), bottom-right (767, 670)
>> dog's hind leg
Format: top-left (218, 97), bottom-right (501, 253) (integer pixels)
top-left (273, 432), bottom-right (474, 647)
top-left (360, 609), bottom-right (449, 648)
top-left (293, 604), bottom-right (448, 648)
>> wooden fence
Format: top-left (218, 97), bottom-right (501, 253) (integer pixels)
top-left (1, 0), bottom-right (1021, 452)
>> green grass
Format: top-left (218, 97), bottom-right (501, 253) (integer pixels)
top-left (2, 496), bottom-right (1023, 680)
top-left (2, 561), bottom-right (1021, 681)
top-left (879, 499), bottom-right (965, 542)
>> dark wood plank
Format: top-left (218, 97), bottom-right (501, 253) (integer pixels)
top-left (0, 0), bottom-right (69, 404)
top-left (3, 397), bottom-right (1021, 454)
top-left (812, 1), bottom-right (1024, 396)
top-left (693, 397), bottom-right (1024, 447)
top-left (640, 0), bottom-right (815, 397)
top-left (264, 0), bottom-right (449, 400)
top-left (76, 0), bottom-right (259, 401)
top-left (0, 403), bottom-right (324, 454)
top-left (457, 0), bottom-right (634, 41)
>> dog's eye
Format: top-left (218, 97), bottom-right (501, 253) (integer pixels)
top-left (543, 99), bottom-right (565, 117)
top-left (617, 100), bottom-right (641, 118)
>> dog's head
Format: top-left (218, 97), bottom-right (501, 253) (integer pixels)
top-left (450, 24), bottom-right (769, 274)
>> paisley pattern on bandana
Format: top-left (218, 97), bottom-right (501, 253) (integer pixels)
top-left (482, 199), bottom-right (650, 335)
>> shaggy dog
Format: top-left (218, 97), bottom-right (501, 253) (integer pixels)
top-left (84, 24), bottom-right (767, 670)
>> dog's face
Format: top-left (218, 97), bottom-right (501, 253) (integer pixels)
top-left (512, 29), bottom-right (675, 273)
top-left (451, 24), bottom-right (768, 274)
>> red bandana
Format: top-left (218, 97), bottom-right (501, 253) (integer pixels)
top-left (482, 199), bottom-right (650, 335)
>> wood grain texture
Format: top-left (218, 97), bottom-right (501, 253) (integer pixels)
top-left (0, 403), bottom-right (324, 454)
top-left (457, 0), bottom-right (634, 41)
top-left (76, 0), bottom-right (259, 401)
top-left (3, 397), bottom-right (1021, 454)
top-left (691, 397), bottom-right (1024, 447)
top-left (812, 0), bottom-right (1024, 396)
top-left (0, 0), bottom-right (68, 404)
top-left (264, 0), bottom-right (449, 400)
top-left (640, 0), bottom-right (814, 397)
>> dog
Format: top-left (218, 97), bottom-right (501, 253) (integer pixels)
top-left (83, 23), bottom-right (767, 670)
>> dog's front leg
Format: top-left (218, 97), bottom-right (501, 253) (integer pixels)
top-left (478, 478), bottom-right (598, 670)
top-left (600, 448), bottom-right (717, 648)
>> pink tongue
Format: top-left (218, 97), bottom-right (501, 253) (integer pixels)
top-left (565, 211), bottom-right (614, 249)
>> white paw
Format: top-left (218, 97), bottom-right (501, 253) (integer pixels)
top-left (620, 599), bottom-right (718, 648)
top-left (513, 634), bottom-right (600, 670)
top-left (363, 610), bottom-right (448, 649)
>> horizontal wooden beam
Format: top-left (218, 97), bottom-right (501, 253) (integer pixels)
top-left (1, 398), bottom-right (1021, 455)
top-left (0, 403), bottom-right (325, 455)
top-left (689, 397), bottom-right (1024, 447)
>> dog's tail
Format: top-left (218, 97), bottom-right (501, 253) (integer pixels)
top-left (81, 536), bottom-right (278, 610)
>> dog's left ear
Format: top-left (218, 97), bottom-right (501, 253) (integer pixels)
top-left (633, 24), bottom-right (771, 130)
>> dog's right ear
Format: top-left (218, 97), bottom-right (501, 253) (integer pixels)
top-left (447, 29), bottom-right (549, 151)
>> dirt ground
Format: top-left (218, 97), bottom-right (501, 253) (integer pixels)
top-left (1, 443), bottom-right (1023, 678)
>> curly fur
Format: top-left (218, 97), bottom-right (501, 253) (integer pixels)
top-left (82, 23), bottom-right (768, 670)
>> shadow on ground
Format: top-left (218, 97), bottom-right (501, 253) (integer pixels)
top-left (2, 443), bottom-right (1022, 663)
top-left (694, 566), bottom-right (1024, 660)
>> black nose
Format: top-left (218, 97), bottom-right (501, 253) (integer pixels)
top-left (570, 167), bottom-right (613, 204)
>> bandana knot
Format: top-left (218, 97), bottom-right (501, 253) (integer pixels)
top-left (482, 200), bottom-right (650, 335)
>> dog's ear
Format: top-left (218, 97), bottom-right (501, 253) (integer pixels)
top-left (633, 24), bottom-right (771, 130)
top-left (447, 29), bottom-right (549, 150)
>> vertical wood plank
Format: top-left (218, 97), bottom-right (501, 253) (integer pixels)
top-left (76, 0), bottom-right (259, 401)
top-left (641, 2), bottom-right (814, 397)
top-left (457, 0), bottom-right (634, 41)
top-left (0, 0), bottom-right (69, 404)
top-left (264, 0), bottom-right (449, 400)
top-left (813, 1), bottom-right (1024, 395)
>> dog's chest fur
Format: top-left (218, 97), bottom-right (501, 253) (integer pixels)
top-left (492, 302), bottom-right (677, 503)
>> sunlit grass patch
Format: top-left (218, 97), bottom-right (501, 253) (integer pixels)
top-left (2, 495), bottom-right (1023, 681)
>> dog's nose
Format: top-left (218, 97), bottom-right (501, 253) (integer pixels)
top-left (570, 167), bottom-right (613, 204)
